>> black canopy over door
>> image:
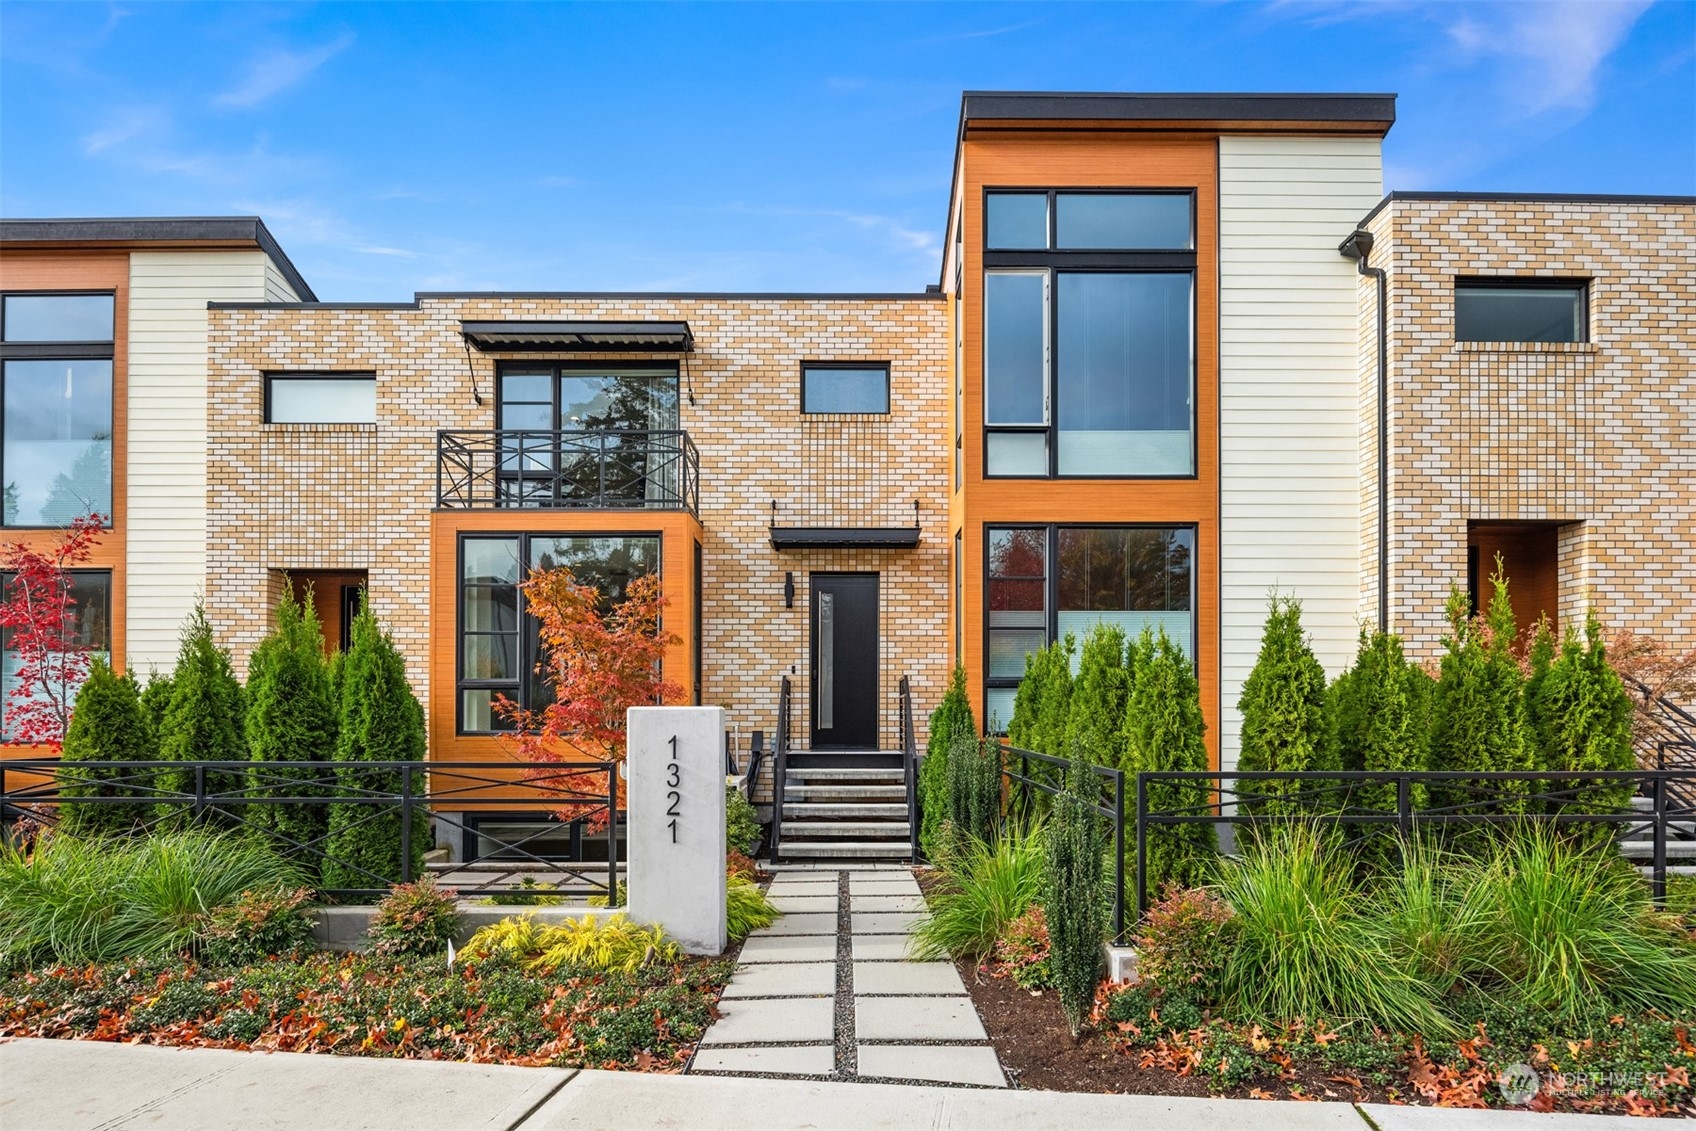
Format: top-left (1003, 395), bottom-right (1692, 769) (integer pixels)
top-left (810, 573), bottom-right (879, 749)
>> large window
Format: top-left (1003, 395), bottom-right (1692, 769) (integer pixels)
top-left (266, 373), bottom-right (376, 424)
top-left (1454, 279), bottom-right (1587, 343)
top-left (458, 533), bottom-right (661, 733)
top-left (0, 293), bottom-right (115, 527)
top-left (983, 190), bottom-right (1195, 478)
top-left (801, 364), bottom-right (889, 414)
top-left (497, 364), bottom-right (680, 506)
top-left (984, 525), bottom-right (1193, 731)
top-left (0, 569), bottom-right (111, 741)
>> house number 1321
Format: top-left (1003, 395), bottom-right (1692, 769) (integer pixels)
top-left (666, 734), bottom-right (681, 843)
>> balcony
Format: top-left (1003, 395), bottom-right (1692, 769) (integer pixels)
top-left (436, 429), bottom-right (700, 514)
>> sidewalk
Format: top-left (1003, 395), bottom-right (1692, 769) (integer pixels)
top-left (0, 1038), bottom-right (1644, 1131)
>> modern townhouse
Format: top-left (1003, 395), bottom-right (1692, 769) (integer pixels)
top-left (1, 92), bottom-right (1690, 864)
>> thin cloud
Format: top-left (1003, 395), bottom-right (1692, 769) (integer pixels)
top-left (80, 108), bottom-right (162, 155)
top-left (1446, 0), bottom-right (1652, 114)
top-left (215, 31), bottom-right (354, 108)
top-left (355, 245), bottom-right (421, 259)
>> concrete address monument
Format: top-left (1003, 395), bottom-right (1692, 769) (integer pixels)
top-left (626, 706), bottom-right (728, 955)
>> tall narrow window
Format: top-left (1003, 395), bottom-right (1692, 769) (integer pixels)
top-left (984, 527), bottom-right (1047, 731)
top-left (1, 293), bottom-right (115, 527)
top-left (984, 271), bottom-right (1048, 476)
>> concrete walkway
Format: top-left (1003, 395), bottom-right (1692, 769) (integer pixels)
top-left (0, 1039), bottom-right (1646, 1131)
top-left (688, 865), bottom-right (1004, 1088)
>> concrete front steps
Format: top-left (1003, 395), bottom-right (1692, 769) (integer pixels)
top-left (774, 760), bottom-right (914, 862)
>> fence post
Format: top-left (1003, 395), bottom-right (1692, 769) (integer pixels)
top-left (1652, 773), bottom-right (1668, 908)
top-left (1134, 772), bottom-right (1148, 920)
top-left (193, 764), bottom-right (206, 822)
top-left (1397, 774), bottom-right (1412, 843)
top-left (400, 765), bottom-right (414, 884)
top-left (607, 764), bottom-right (620, 905)
top-left (1112, 770), bottom-right (1126, 944)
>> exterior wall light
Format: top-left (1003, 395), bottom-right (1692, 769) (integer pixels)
top-left (784, 572), bottom-right (795, 609)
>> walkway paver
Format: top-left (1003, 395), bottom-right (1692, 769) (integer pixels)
top-left (689, 867), bottom-right (1005, 1088)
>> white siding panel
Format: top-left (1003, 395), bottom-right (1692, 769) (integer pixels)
top-left (1218, 136), bottom-right (1382, 771)
top-left (127, 250), bottom-right (272, 672)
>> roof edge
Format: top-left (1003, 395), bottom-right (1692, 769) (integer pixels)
top-left (961, 91), bottom-right (1397, 126)
top-left (1358, 190), bottom-right (1696, 227)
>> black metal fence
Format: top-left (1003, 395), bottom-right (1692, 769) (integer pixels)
top-left (1000, 742), bottom-right (1128, 944)
top-left (0, 759), bottom-right (620, 901)
top-left (436, 428), bottom-right (700, 513)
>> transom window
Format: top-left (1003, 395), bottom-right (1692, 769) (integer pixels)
top-left (984, 525), bottom-right (1194, 732)
top-left (266, 373), bottom-right (376, 424)
top-left (986, 191), bottom-right (1193, 251)
top-left (1454, 279), bottom-right (1587, 343)
top-left (800, 364), bottom-right (890, 414)
top-left (458, 533), bottom-right (661, 733)
top-left (0, 293), bottom-right (115, 528)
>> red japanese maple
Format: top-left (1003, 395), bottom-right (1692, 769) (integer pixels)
top-left (0, 514), bottom-right (106, 748)
top-left (496, 568), bottom-right (682, 818)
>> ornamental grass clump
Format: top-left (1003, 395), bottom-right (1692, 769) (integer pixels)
top-left (1371, 835), bottom-right (1490, 997)
top-left (910, 820), bottom-right (1046, 963)
top-left (461, 913), bottom-right (682, 973)
top-left (726, 875), bottom-right (779, 940)
top-left (367, 876), bottom-right (460, 957)
top-left (1043, 752), bottom-right (1107, 1036)
top-left (1212, 821), bottom-right (1456, 1037)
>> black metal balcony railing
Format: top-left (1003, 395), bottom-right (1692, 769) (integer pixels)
top-left (437, 429), bottom-right (700, 514)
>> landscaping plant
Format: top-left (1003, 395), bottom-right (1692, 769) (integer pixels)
top-left (920, 664), bottom-right (975, 859)
top-left (725, 785), bottom-right (762, 856)
top-left (1008, 636), bottom-right (1073, 757)
top-left (1065, 623), bottom-right (1129, 769)
top-left (245, 587), bottom-right (337, 857)
top-left (991, 905), bottom-right (1054, 990)
top-left (156, 604), bottom-right (247, 823)
top-left (462, 912), bottom-right (683, 973)
top-left (1133, 885), bottom-right (1237, 1002)
top-left (321, 602), bottom-right (431, 892)
top-left (1043, 752), bottom-right (1106, 1036)
top-left (1370, 835), bottom-right (1489, 997)
top-left (367, 875), bottom-right (460, 957)
top-left (199, 886), bottom-right (318, 966)
top-left (726, 875), bottom-right (779, 940)
top-left (1531, 609), bottom-right (1636, 821)
top-left (0, 512), bottom-right (105, 747)
top-left (1123, 627), bottom-right (1217, 891)
top-left (56, 658), bottom-right (151, 838)
top-left (910, 820), bottom-right (1046, 963)
top-left (0, 829), bottom-right (299, 967)
top-left (1236, 594), bottom-right (1335, 818)
top-left (942, 729), bottom-right (1003, 852)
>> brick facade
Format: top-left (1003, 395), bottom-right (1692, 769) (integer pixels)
top-left (206, 296), bottom-right (950, 764)
top-left (1358, 198), bottom-right (1696, 661)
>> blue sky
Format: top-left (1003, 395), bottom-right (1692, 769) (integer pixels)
top-left (2, 2), bottom-right (1691, 300)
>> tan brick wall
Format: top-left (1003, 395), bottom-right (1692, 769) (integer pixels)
top-left (1359, 199), bottom-right (1696, 660)
top-left (206, 296), bottom-right (950, 764)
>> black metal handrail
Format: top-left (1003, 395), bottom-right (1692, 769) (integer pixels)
top-left (899, 676), bottom-right (919, 860)
top-left (1133, 768), bottom-right (1696, 917)
top-left (0, 759), bottom-right (620, 901)
top-left (436, 428), bottom-right (700, 514)
top-left (1000, 741), bottom-right (1128, 944)
top-left (768, 676), bottom-right (792, 862)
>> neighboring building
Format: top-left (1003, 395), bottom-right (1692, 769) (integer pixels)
top-left (2, 95), bottom-right (1691, 861)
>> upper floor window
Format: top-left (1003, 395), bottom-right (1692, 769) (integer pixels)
top-left (1454, 279), bottom-right (1587, 343)
top-left (986, 191), bottom-right (1192, 251)
top-left (0, 293), bottom-right (114, 528)
top-left (266, 373), bottom-right (377, 424)
top-left (801, 364), bottom-right (889, 414)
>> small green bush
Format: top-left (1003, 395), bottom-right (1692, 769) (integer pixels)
top-left (200, 887), bottom-right (318, 966)
top-left (992, 905), bottom-right (1054, 990)
top-left (1371, 836), bottom-right (1489, 997)
top-left (156, 605), bottom-right (247, 824)
top-left (480, 877), bottom-right (564, 906)
top-left (1065, 623), bottom-right (1129, 768)
top-left (1237, 594), bottom-right (1335, 818)
top-left (57, 658), bottom-right (151, 838)
top-left (1532, 609), bottom-right (1635, 821)
top-left (727, 875), bottom-right (779, 940)
top-left (943, 730), bottom-right (1002, 852)
top-left (1044, 752), bottom-right (1106, 1035)
top-left (1133, 885), bottom-right (1237, 1002)
top-left (920, 665), bottom-right (975, 859)
top-left (1008, 636), bottom-right (1073, 757)
top-left (245, 588), bottom-right (336, 858)
top-left (1430, 565), bottom-right (1536, 815)
top-left (910, 821), bottom-right (1046, 963)
top-left (368, 876), bottom-right (460, 957)
top-left (1124, 628), bottom-right (1217, 891)
top-left (461, 913), bottom-right (681, 973)
top-left (726, 786), bottom-right (762, 856)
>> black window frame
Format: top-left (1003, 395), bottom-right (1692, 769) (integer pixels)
top-left (0, 290), bottom-right (117, 530)
top-left (1452, 276), bottom-right (1590, 344)
top-left (263, 371), bottom-right (378, 425)
top-left (0, 566), bottom-right (114, 742)
top-left (455, 530), bottom-right (664, 735)
top-left (981, 187), bottom-right (1199, 482)
top-left (799, 361), bottom-right (892, 415)
top-left (495, 360), bottom-right (681, 432)
top-left (981, 522), bottom-right (1198, 734)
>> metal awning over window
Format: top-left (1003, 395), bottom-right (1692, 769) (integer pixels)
top-left (460, 320), bottom-right (694, 353)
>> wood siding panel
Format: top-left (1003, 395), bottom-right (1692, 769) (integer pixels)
top-left (1218, 135), bottom-right (1383, 770)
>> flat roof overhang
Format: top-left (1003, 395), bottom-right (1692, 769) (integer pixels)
top-left (770, 527), bottom-right (920, 550)
top-left (460, 320), bottom-right (694, 352)
top-left (960, 91), bottom-right (1398, 132)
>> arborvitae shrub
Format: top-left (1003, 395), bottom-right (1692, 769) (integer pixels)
top-left (1124, 628), bottom-right (1217, 891)
top-left (322, 603), bottom-right (430, 893)
top-left (1237, 594), bottom-right (1334, 816)
top-left (1330, 628), bottom-right (1429, 864)
top-left (245, 588), bottom-right (337, 858)
top-left (139, 671), bottom-right (172, 752)
top-left (920, 665), bottom-right (976, 860)
top-left (1007, 642), bottom-right (1054, 753)
top-left (1431, 563), bottom-right (1535, 815)
top-left (1065, 623), bottom-right (1129, 769)
top-left (1534, 608), bottom-right (1635, 821)
top-left (1043, 750), bottom-right (1106, 1036)
top-left (943, 730), bottom-right (1001, 853)
top-left (58, 658), bottom-right (151, 837)
top-left (1033, 635), bottom-right (1076, 758)
top-left (157, 605), bottom-right (246, 823)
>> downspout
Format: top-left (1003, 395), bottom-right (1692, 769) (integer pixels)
top-left (1340, 228), bottom-right (1389, 632)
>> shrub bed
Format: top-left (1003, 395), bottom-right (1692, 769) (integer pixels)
top-left (0, 950), bottom-right (734, 1070)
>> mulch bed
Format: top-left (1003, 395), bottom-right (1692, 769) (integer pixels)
top-left (960, 960), bottom-right (1397, 1104)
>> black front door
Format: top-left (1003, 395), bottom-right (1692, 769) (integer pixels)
top-left (810, 573), bottom-right (878, 749)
